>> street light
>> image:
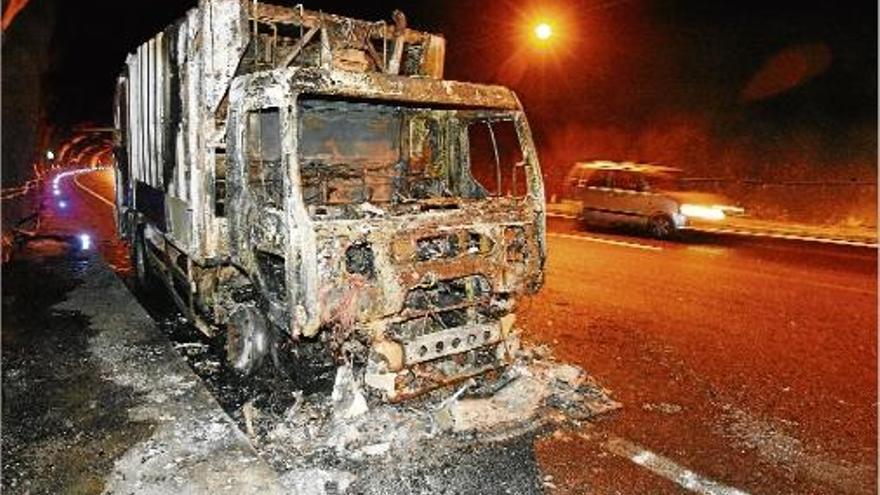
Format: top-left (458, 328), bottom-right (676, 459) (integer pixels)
top-left (534, 22), bottom-right (553, 41)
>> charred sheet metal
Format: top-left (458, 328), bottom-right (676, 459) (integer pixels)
top-left (224, 63), bottom-right (546, 399)
top-left (115, 1), bottom-right (546, 401)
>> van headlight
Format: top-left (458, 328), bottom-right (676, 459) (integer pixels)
top-left (680, 204), bottom-right (726, 221)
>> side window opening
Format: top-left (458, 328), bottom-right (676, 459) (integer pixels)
top-left (467, 120), bottom-right (526, 198)
top-left (405, 115), bottom-right (450, 200)
top-left (246, 108), bottom-right (283, 207)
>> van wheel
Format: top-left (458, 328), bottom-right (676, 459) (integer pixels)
top-left (578, 210), bottom-right (595, 231)
top-left (648, 215), bottom-right (675, 239)
top-left (226, 304), bottom-right (270, 375)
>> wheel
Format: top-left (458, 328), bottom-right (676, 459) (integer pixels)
top-left (578, 209), bottom-right (596, 231)
top-left (648, 215), bottom-right (675, 239)
top-left (131, 226), bottom-right (158, 290)
top-left (225, 304), bottom-right (271, 375)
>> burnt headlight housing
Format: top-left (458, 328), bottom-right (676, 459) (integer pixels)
top-left (345, 241), bottom-right (375, 279)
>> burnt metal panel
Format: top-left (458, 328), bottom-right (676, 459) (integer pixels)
top-left (166, 196), bottom-right (192, 246)
top-left (114, 1), bottom-right (546, 400)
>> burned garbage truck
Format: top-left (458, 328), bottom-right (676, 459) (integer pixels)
top-left (113, 0), bottom-right (546, 400)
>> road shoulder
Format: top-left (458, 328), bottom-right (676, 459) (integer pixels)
top-left (1, 247), bottom-right (281, 494)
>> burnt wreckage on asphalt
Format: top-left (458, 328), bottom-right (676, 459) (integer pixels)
top-left (113, 0), bottom-right (546, 400)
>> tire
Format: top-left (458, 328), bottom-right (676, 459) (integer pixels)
top-left (225, 304), bottom-right (271, 375)
top-left (131, 226), bottom-right (158, 291)
top-left (648, 215), bottom-right (676, 239)
top-left (578, 209), bottom-right (595, 231)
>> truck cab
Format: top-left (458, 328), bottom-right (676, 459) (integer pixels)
top-left (114, 0), bottom-right (545, 400)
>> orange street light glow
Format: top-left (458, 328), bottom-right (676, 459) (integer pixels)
top-left (534, 22), bottom-right (553, 41)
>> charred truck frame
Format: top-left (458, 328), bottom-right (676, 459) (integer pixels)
top-left (113, 0), bottom-right (546, 400)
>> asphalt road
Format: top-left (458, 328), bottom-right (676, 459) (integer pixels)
top-left (51, 169), bottom-right (880, 494)
top-left (523, 217), bottom-right (877, 494)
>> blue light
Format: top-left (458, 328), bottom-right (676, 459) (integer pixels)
top-left (79, 233), bottom-right (92, 251)
top-left (58, 200), bottom-right (68, 209)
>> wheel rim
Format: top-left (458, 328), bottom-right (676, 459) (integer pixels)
top-left (226, 306), bottom-right (269, 375)
top-left (651, 217), bottom-right (672, 238)
top-left (135, 238), bottom-right (147, 283)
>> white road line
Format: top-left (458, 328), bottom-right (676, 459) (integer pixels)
top-left (690, 226), bottom-right (878, 249)
top-left (546, 212), bottom-right (877, 248)
top-left (546, 212), bottom-right (579, 220)
top-left (605, 437), bottom-right (750, 495)
top-left (72, 169), bottom-right (115, 209)
top-left (548, 232), bottom-right (662, 251)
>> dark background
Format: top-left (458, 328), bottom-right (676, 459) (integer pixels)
top-left (3, 0), bottom-right (877, 189)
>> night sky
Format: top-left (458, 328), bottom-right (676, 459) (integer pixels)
top-left (6, 0), bottom-right (878, 184)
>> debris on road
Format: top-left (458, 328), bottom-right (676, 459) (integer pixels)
top-left (2, 253), bottom-right (283, 494)
top-left (642, 402), bottom-right (683, 414)
top-left (332, 365), bottom-right (370, 420)
top-left (441, 360), bottom-right (621, 433)
top-left (243, 400), bottom-right (260, 441)
top-left (243, 344), bottom-right (619, 493)
top-left (718, 405), bottom-right (874, 495)
top-left (193, 359), bottom-right (221, 374)
top-left (174, 341), bottom-right (210, 354)
top-left (3, 232), bottom-right (615, 493)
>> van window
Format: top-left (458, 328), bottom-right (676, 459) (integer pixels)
top-left (613, 171), bottom-right (644, 191)
top-left (643, 172), bottom-right (678, 191)
top-left (584, 170), bottom-right (611, 188)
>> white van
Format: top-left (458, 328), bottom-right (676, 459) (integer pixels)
top-left (564, 161), bottom-right (743, 238)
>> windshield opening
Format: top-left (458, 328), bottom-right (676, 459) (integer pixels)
top-left (297, 97), bottom-right (529, 219)
top-left (466, 119), bottom-right (527, 198)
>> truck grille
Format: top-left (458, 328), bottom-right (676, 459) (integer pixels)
top-left (389, 274), bottom-right (503, 366)
top-left (414, 232), bottom-right (492, 261)
top-left (403, 274), bottom-right (491, 311)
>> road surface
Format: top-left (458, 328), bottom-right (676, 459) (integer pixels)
top-left (525, 217), bottom-right (877, 494)
top-left (40, 169), bottom-right (880, 494)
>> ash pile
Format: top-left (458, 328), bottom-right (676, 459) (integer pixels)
top-left (240, 342), bottom-right (620, 494)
